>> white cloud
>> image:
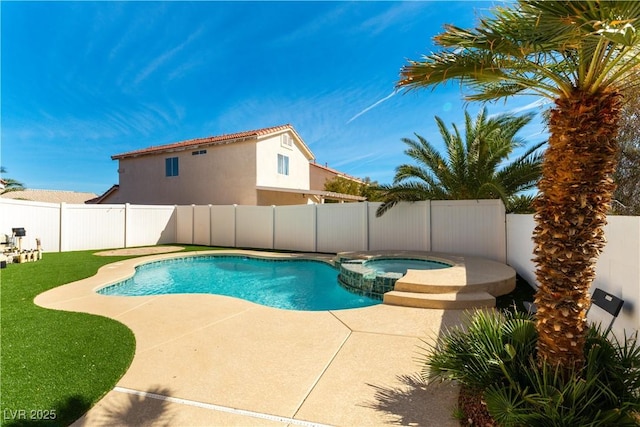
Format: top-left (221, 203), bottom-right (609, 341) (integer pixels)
top-left (269, 4), bottom-right (352, 47)
top-left (133, 26), bottom-right (205, 86)
top-left (356, 2), bottom-right (429, 35)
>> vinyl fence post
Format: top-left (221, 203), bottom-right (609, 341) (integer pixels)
top-left (59, 202), bottom-right (66, 252)
top-left (364, 201), bottom-right (369, 251)
top-left (173, 205), bottom-right (178, 244)
top-left (365, 202), bottom-right (371, 251)
top-left (313, 204), bottom-right (318, 253)
top-left (233, 204), bottom-right (238, 248)
top-left (124, 203), bottom-right (130, 248)
top-left (191, 204), bottom-right (196, 245)
top-left (272, 205), bottom-right (276, 250)
top-left (208, 204), bottom-right (213, 247)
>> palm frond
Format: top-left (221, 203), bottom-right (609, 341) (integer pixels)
top-left (0, 168), bottom-right (25, 194)
top-left (375, 181), bottom-right (441, 217)
top-left (399, 0), bottom-right (640, 100)
top-left (379, 107), bottom-right (542, 215)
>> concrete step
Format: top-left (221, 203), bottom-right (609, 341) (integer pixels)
top-left (394, 267), bottom-right (516, 296)
top-left (383, 290), bottom-right (496, 310)
top-left (394, 280), bottom-right (469, 294)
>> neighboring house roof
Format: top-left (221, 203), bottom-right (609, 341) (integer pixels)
top-left (310, 161), bottom-right (364, 184)
top-left (85, 185), bottom-right (119, 204)
top-left (0, 189), bottom-right (98, 204)
top-left (112, 124), bottom-right (314, 160)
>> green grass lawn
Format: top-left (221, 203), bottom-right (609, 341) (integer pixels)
top-left (0, 246), bottom-right (212, 427)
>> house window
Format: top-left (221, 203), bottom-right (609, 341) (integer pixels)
top-left (165, 157), bottom-right (179, 177)
top-left (192, 149), bottom-right (207, 155)
top-left (277, 154), bottom-right (289, 175)
top-left (281, 134), bottom-right (292, 148)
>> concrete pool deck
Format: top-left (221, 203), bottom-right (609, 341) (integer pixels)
top-left (35, 250), bottom-right (470, 426)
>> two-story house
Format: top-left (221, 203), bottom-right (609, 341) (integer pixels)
top-left (92, 124), bottom-right (365, 205)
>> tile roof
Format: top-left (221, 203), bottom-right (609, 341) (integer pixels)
top-left (1, 189), bottom-right (98, 204)
top-left (310, 161), bottom-right (364, 184)
top-left (85, 184), bottom-right (119, 204)
top-left (112, 124), bottom-right (310, 160)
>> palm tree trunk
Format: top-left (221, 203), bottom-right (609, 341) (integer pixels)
top-left (533, 88), bottom-right (622, 370)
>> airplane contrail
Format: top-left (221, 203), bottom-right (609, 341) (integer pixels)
top-left (347, 91), bottom-right (397, 124)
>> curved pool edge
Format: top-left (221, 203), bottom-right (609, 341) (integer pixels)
top-left (33, 250), bottom-right (340, 312)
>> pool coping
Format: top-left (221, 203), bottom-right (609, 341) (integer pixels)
top-left (34, 249), bottom-right (468, 426)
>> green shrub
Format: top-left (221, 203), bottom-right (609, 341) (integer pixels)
top-left (422, 310), bottom-right (640, 426)
top-left (422, 309), bottom-right (537, 389)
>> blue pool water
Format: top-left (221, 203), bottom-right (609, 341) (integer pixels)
top-left (98, 256), bottom-right (380, 311)
top-left (364, 258), bottom-right (451, 275)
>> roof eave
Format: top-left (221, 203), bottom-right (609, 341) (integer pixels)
top-left (112, 135), bottom-right (259, 160)
top-left (255, 185), bottom-right (366, 202)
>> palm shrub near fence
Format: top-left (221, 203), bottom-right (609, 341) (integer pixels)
top-left (375, 108), bottom-right (544, 217)
top-left (422, 309), bottom-right (640, 426)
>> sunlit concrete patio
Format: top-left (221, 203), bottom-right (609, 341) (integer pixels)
top-left (35, 250), bottom-right (467, 426)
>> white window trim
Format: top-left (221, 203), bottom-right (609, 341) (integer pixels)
top-left (280, 134), bottom-right (293, 149)
top-left (277, 154), bottom-right (290, 175)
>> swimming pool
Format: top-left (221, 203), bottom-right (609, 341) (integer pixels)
top-left (98, 256), bottom-right (380, 311)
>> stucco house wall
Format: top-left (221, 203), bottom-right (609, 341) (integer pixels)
top-left (113, 141), bottom-right (258, 205)
top-left (257, 189), bottom-right (312, 206)
top-left (310, 163), bottom-right (336, 191)
top-left (309, 162), bottom-right (364, 192)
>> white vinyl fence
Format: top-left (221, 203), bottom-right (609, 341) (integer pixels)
top-left (0, 199), bottom-right (505, 260)
top-left (507, 214), bottom-right (640, 337)
top-left (0, 199), bottom-right (176, 252)
top-left (0, 200), bottom-right (62, 253)
top-left (172, 200), bottom-right (506, 261)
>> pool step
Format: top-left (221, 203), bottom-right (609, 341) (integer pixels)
top-left (394, 281), bottom-right (469, 294)
top-left (394, 266), bottom-right (515, 296)
top-left (383, 290), bottom-right (495, 310)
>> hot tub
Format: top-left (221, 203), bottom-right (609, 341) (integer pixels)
top-left (337, 255), bottom-right (452, 300)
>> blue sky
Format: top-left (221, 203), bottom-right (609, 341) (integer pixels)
top-left (1, 1), bottom-right (547, 195)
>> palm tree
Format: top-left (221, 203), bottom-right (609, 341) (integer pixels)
top-left (0, 167), bottom-right (25, 194)
top-left (397, 0), bottom-right (640, 370)
top-left (376, 108), bottom-right (544, 216)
